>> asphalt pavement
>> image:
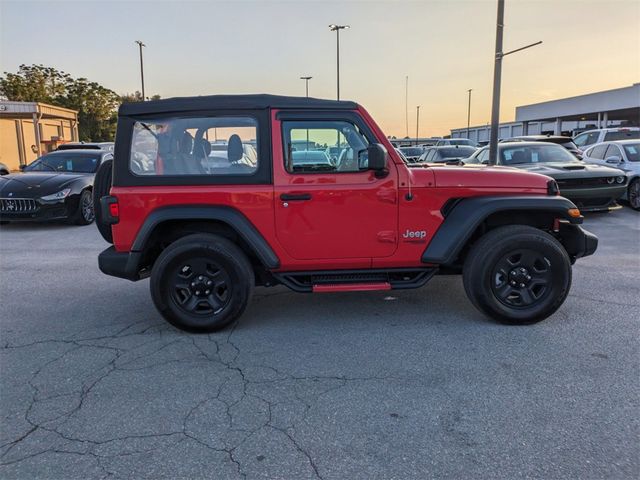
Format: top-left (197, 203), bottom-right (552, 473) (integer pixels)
top-left (0, 208), bottom-right (638, 479)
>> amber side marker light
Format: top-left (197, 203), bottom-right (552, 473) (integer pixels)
top-left (568, 208), bottom-right (581, 218)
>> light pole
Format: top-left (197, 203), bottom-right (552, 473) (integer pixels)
top-left (488, 0), bottom-right (542, 164)
top-left (300, 76), bottom-right (312, 97)
top-left (466, 89), bottom-right (472, 139)
top-left (329, 24), bottom-right (349, 100)
top-left (134, 40), bottom-right (146, 101)
top-left (416, 106), bottom-right (420, 146)
top-left (405, 76), bottom-right (409, 139)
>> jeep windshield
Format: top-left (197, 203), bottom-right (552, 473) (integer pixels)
top-left (399, 147), bottom-right (423, 157)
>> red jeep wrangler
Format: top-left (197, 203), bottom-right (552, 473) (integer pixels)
top-left (95, 95), bottom-right (597, 332)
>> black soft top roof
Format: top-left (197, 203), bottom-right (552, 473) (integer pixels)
top-left (119, 94), bottom-right (358, 116)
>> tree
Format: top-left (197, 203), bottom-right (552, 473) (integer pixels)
top-left (121, 91), bottom-right (161, 103)
top-left (0, 65), bottom-right (70, 104)
top-left (0, 64), bottom-right (159, 142)
top-left (61, 79), bottom-right (120, 142)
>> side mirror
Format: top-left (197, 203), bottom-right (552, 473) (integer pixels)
top-left (366, 144), bottom-right (388, 174)
top-left (605, 155), bottom-right (622, 165)
top-left (19, 164), bottom-right (26, 171)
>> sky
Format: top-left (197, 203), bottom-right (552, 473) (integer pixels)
top-left (1, 0), bottom-right (639, 137)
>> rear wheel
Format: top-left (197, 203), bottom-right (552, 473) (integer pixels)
top-left (463, 225), bottom-right (572, 324)
top-left (150, 234), bottom-right (254, 332)
top-left (93, 159), bottom-right (113, 242)
top-left (628, 178), bottom-right (640, 211)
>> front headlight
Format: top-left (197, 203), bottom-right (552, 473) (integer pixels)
top-left (616, 176), bottom-right (625, 184)
top-left (41, 188), bottom-right (71, 201)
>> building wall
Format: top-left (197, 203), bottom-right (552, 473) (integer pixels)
top-left (0, 101), bottom-right (78, 170)
top-left (21, 120), bottom-right (38, 164)
top-left (0, 119), bottom-right (21, 171)
top-left (0, 116), bottom-right (78, 170)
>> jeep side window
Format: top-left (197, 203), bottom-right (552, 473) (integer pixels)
top-left (282, 120), bottom-right (370, 174)
top-left (129, 116), bottom-right (258, 176)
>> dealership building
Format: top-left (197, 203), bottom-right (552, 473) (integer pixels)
top-left (451, 84), bottom-right (640, 143)
top-left (0, 101), bottom-right (79, 172)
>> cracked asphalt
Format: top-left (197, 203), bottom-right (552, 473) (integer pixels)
top-left (1, 208), bottom-right (639, 480)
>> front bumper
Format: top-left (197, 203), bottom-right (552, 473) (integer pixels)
top-left (0, 202), bottom-right (72, 222)
top-left (561, 185), bottom-right (626, 212)
top-left (558, 223), bottom-right (598, 260)
top-left (98, 246), bottom-right (145, 281)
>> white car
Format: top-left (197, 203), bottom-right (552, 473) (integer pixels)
top-left (573, 127), bottom-right (639, 151)
top-left (582, 139), bottom-right (640, 210)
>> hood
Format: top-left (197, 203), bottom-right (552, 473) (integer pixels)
top-left (423, 164), bottom-right (551, 191)
top-left (511, 162), bottom-right (624, 180)
top-left (0, 172), bottom-right (89, 198)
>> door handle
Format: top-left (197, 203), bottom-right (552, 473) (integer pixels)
top-left (280, 193), bottom-right (312, 201)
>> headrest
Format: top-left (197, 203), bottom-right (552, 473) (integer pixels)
top-left (228, 134), bottom-right (243, 162)
top-left (194, 138), bottom-right (211, 158)
top-left (178, 131), bottom-right (193, 155)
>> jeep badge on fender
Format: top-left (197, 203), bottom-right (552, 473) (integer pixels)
top-left (402, 229), bottom-right (427, 241)
top-left (96, 94), bottom-right (597, 332)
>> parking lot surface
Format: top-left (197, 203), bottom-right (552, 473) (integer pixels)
top-left (1, 208), bottom-right (638, 479)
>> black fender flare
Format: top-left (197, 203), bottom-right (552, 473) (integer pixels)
top-left (422, 195), bottom-right (581, 265)
top-left (132, 205), bottom-right (280, 269)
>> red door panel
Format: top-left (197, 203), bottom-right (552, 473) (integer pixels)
top-left (272, 111), bottom-right (399, 261)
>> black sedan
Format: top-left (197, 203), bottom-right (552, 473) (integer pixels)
top-left (503, 135), bottom-right (583, 159)
top-left (465, 142), bottom-right (627, 211)
top-left (0, 149), bottom-right (112, 224)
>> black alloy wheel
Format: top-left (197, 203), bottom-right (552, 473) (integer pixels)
top-left (463, 225), bottom-right (572, 324)
top-left (71, 190), bottom-right (95, 225)
top-left (491, 249), bottom-right (552, 308)
top-left (150, 234), bottom-right (254, 332)
top-left (170, 257), bottom-right (232, 316)
top-left (81, 191), bottom-right (95, 223)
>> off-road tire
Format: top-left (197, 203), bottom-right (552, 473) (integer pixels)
top-left (150, 234), bottom-right (254, 332)
top-left (69, 189), bottom-right (95, 225)
top-left (93, 159), bottom-right (113, 242)
top-left (463, 225), bottom-right (572, 324)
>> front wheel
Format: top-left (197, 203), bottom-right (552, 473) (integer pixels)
top-left (70, 190), bottom-right (95, 225)
top-left (150, 234), bottom-right (254, 332)
top-left (628, 178), bottom-right (640, 211)
top-left (463, 225), bottom-right (572, 324)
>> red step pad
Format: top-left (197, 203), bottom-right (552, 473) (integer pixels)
top-left (312, 282), bottom-right (391, 293)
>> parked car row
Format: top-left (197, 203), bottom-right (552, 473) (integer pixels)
top-left (1, 126), bottom-right (637, 227)
top-left (403, 129), bottom-right (639, 211)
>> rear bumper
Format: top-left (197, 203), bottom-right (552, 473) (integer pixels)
top-left (559, 223), bottom-right (598, 260)
top-left (98, 246), bottom-right (144, 281)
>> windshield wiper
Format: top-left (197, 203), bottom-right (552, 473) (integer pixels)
top-left (32, 162), bottom-right (57, 172)
top-left (140, 122), bottom-right (159, 140)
